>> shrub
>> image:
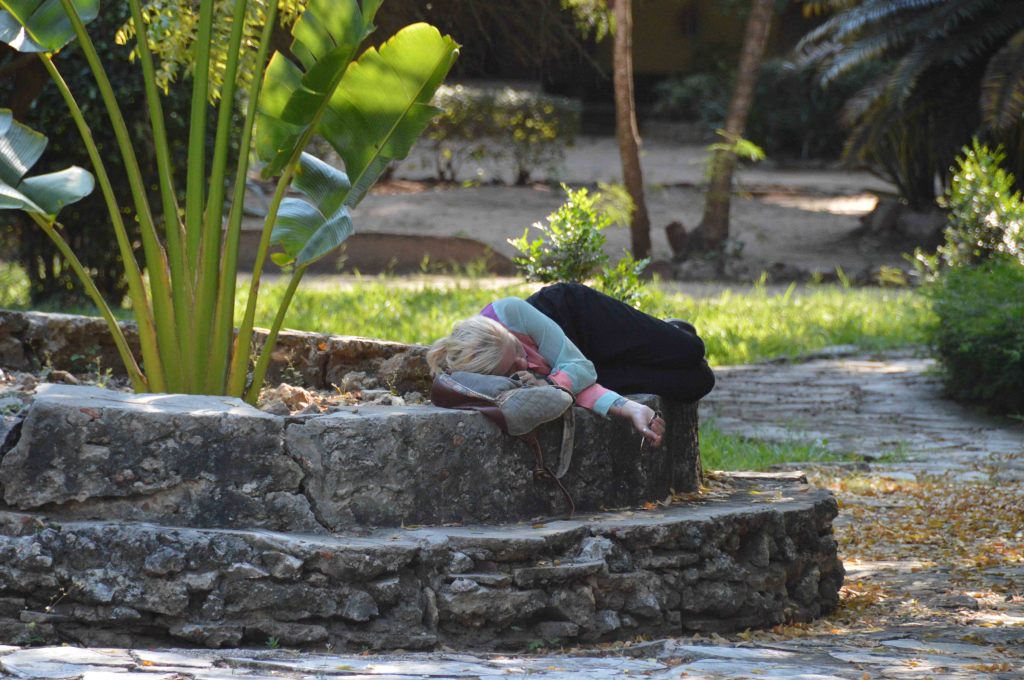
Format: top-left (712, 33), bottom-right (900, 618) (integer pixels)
top-left (651, 59), bottom-right (884, 161)
top-left (651, 72), bottom-right (729, 132)
top-left (938, 140), bottom-right (1024, 269)
top-left (507, 184), bottom-right (649, 306)
top-left (926, 257), bottom-right (1024, 416)
top-left (428, 84), bottom-right (581, 184)
top-left (0, 2), bottom-right (200, 306)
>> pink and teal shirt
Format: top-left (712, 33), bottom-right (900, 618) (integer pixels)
top-left (481, 297), bottom-right (622, 416)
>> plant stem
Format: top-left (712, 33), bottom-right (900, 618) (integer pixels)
top-left (228, 31), bottom-right (364, 395)
top-left (127, 0), bottom-right (193, 383)
top-left (244, 265), bottom-right (307, 404)
top-left (58, 0), bottom-right (183, 391)
top-left (184, 0), bottom-right (215, 272)
top-left (207, 0), bottom-right (280, 394)
top-left (226, 164), bottom-right (298, 395)
top-left (38, 54), bottom-right (167, 393)
top-left (193, 0), bottom-right (250, 392)
top-left (29, 213), bottom-right (148, 392)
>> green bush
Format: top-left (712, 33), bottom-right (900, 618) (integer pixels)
top-left (651, 60), bottom-right (884, 161)
top-left (651, 72), bottom-right (729, 132)
top-left (0, 3), bottom-right (212, 306)
top-left (428, 84), bottom-right (581, 184)
top-left (507, 184), bottom-right (649, 306)
top-left (937, 140), bottom-right (1024, 269)
top-left (926, 257), bottom-right (1024, 416)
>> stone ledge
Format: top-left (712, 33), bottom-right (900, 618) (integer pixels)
top-left (0, 384), bottom-right (701, 529)
top-left (0, 478), bottom-right (843, 651)
top-left (0, 308), bottom-right (431, 394)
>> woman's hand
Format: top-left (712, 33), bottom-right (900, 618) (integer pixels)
top-left (609, 399), bottom-right (665, 447)
top-left (511, 371), bottom-right (547, 387)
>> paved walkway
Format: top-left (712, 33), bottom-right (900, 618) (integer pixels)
top-left (2, 352), bottom-right (1022, 678)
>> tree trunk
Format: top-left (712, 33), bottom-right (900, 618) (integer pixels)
top-left (612, 0), bottom-right (651, 259)
top-left (693, 0), bottom-right (774, 256)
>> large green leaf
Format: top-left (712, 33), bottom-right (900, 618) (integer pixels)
top-left (0, 110), bottom-right (93, 216)
top-left (0, 0), bottom-right (98, 52)
top-left (270, 152), bottom-right (353, 267)
top-left (255, 0), bottom-right (381, 177)
top-left (320, 22), bottom-right (459, 208)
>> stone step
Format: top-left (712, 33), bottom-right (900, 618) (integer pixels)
top-left (0, 384), bottom-right (700, 530)
top-left (0, 477), bottom-right (843, 651)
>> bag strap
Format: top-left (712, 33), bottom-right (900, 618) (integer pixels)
top-left (553, 405), bottom-right (575, 479)
top-left (522, 431), bottom-right (575, 518)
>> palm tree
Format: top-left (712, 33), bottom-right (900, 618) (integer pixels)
top-left (799, 0), bottom-right (1024, 206)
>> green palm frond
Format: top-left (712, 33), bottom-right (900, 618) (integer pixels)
top-left (799, 0), bottom-right (942, 50)
top-left (981, 30), bottom-right (1024, 131)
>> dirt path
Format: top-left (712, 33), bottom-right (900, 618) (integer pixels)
top-left (290, 136), bottom-right (908, 281)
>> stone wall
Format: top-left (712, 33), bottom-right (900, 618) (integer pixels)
top-left (0, 309), bottom-right (431, 394)
top-left (0, 476), bottom-right (842, 650)
top-left (0, 384), bottom-right (701, 529)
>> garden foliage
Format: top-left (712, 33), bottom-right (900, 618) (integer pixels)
top-left (0, 0), bottom-right (457, 401)
top-left (938, 141), bottom-right (1024, 269)
top-left (652, 59), bottom-right (882, 161)
top-left (926, 258), bottom-right (1024, 416)
top-left (798, 0), bottom-right (1024, 209)
top-left (427, 84), bottom-right (580, 184)
top-left (0, 1), bottom-right (202, 306)
top-left (919, 141), bottom-right (1024, 416)
top-left (507, 184), bottom-right (648, 306)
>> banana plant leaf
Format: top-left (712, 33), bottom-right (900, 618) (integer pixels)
top-left (320, 22), bottom-right (459, 208)
top-left (0, 0), bottom-right (98, 53)
top-left (270, 152), bottom-right (353, 267)
top-left (0, 110), bottom-right (93, 216)
top-left (255, 0), bottom-right (382, 178)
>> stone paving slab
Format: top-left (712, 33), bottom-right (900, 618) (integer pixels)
top-left (2, 635), bottom-right (1020, 679)
top-left (700, 351), bottom-right (1024, 479)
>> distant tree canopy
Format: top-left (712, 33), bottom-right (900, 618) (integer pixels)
top-left (798, 0), bottom-right (1024, 207)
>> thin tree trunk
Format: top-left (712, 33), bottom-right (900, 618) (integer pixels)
top-left (612, 0), bottom-right (651, 259)
top-left (694, 0), bottom-right (774, 254)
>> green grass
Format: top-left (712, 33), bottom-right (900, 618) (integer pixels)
top-left (2, 261), bottom-right (934, 367)
top-left (699, 421), bottom-right (855, 471)
top-left (247, 276), bottom-right (934, 366)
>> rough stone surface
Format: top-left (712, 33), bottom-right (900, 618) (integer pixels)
top-left (287, 396), bottom-right (699, 527)
top-left (0, 309), bottom-right (431, 394)
top-left (1, 384), bottom-right (699, 529)
top-left (0, 385), bottom-right (317, 532)
top-left (0, 478), bottom-right (841, 651)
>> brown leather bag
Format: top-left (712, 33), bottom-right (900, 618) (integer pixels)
top-left (430, 371), bottom-right (577, 515)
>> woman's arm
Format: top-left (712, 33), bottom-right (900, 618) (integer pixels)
top-left (491, 297), bottom-right (597, 392)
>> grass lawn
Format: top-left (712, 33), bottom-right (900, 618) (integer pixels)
top-left (246, 274), bottom-right (933, 367)
top-left (698, 422), bottom-right (856, 471)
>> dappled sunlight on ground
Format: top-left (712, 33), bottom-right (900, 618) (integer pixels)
top-left (733, 468), bottom-right (1024, 651)
top-left (756, 192), bottom-right (879, 216)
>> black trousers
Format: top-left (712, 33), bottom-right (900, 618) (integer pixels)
top-left (526, 282), bottom-right (715, 402)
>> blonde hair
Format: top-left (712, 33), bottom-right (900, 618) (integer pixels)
top-left (427, 316), bottom-right (515, 376)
